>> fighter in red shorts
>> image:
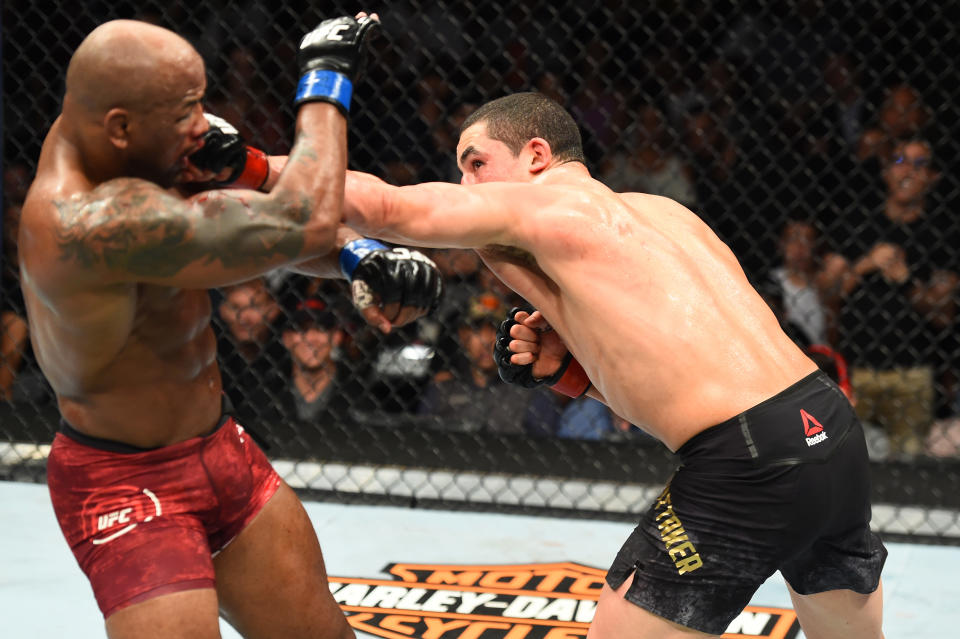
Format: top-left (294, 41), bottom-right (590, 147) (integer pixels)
top-left (21, 14), bottom-right (440, 639)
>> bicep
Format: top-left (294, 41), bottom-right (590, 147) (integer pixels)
top-left (344, 173), bottom-right (529, 250)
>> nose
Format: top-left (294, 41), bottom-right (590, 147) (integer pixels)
top-left (237, 307), bottom-right (263, 327)
top-left (191, 105), bottom-right (209, 139)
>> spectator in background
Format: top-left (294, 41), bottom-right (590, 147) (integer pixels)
top-left (820, 51), bottom-right (867, 153)
top-left (280, 299), bottom-right (345, 422)
top-left (524, 388), bottom-right (650, 443)
top-left (1, 163), bottom-right (50, 404)
top-left (215, 277), bottom-right (287, 424)
top-left (762, 219), bottom-right (831, 347)
top-left (422, 248), bottom-right (486, 364)
top-left (418, 293), bottom-right (545, 434)
top-left (833, 138), bottom-right (958, 458)
top-left (4, 163), bottom-right (31, 205)
top-left (600, 103), bottom-right (696, 208)
top-left (682, 106), bottom-right (739, 201)
top-left (410, 71), bottom-right (455, 182)
top-left (857, 83), bottom-right (930, 164)
top-left (1, 201), bottom-right (28, 401)
top-left (244, 297), bottom-right (378, 451)
top-left (681, 103), bottom-right (766, 275)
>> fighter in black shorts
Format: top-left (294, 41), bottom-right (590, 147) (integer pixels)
top-left (604, 371), bottom-right (886, 635)
top-left (339, 90), bottom-right (885, 637)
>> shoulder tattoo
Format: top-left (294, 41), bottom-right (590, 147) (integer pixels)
top-left (54, 179), bottom-right (311, 278)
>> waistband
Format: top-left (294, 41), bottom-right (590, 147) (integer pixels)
top-left (675, 370), bottom-right (853, 465)
top-left (59, 395), bottom-right (234, 454)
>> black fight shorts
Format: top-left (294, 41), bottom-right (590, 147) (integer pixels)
top-left (606, 371), bottom-right (887, 635)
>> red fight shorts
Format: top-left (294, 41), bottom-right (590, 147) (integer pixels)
top-left (46, 414), bottom-right (281, 618)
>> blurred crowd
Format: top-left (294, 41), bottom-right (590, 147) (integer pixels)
top-left (3, 1), bottom-right (959, 459)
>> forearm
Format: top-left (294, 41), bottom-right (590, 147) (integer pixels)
top-left (267, 104), bottom-right (346, 249)
top-left (343, 171), bottom-right (514, 249)
top-left (910, 275), bottom-right (958, 326)
top-left (286, 224), bottom-right (363, 278)
top-left (343, 170), bottom-right (391, 237)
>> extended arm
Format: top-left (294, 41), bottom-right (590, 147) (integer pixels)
top-left (185, 118), bottom-right (442, 332)
top-left (343, 170), bottom-right (546, 250)
top-left (51, 15), bottom-right (378, 291)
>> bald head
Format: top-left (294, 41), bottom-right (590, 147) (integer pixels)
top-left (65, 20), bottom-right (203, 116)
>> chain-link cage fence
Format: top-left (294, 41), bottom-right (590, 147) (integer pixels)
top-left (3, 1), bottom-right (960, 541)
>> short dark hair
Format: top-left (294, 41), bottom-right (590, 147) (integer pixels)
top-left (460, 92), bottom-right (585, 164)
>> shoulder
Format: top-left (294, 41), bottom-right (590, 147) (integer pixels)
top-left (22, 177), bottom-right (188, 288)
top-left (34, 178), bottom-right (183, 248)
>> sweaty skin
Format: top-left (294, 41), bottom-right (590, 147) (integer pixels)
top-left (344, 122), bottom-right (816, 451)
top-left (20, 20), bottom-right (348, 448)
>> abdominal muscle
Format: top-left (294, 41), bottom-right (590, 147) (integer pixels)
top-left (38, 287), bottom-right (225, 448)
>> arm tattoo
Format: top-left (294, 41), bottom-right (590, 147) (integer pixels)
top-left (54, 179), bottom-right (313, 279)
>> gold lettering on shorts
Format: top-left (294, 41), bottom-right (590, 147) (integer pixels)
top-left (653, 487), bottom-right (703, 575)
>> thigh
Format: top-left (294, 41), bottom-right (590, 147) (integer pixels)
top-left (604, 468), bottom-right (790, 636)
top-left (588, 572), bottom-right (717, 639)
top-left (214, 481), bottom-right (354, 639)
top-left (786, 580), bottom-right (884, 639)
top-left (106, 589), bottom-right (221, 639)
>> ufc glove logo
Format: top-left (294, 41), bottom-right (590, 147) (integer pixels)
top-left (301, 23), bottom-right (350, 48)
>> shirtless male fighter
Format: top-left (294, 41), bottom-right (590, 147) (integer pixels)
top-left (20, 14), bottom-right (438, 639)
top-left (341, 92), bottom-right (886, 638)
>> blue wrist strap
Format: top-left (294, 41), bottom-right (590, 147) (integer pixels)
top-left (295, 70), bottom-right (353, 111)
top-left (339, 238), bottom-right (387, 279)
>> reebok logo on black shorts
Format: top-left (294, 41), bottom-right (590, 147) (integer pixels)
top-left (801, 409), bottom-right (828, 446)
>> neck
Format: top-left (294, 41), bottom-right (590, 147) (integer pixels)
top-left (294, 361), bottom-right (335, 385)
top-left (784, 263), bottom-right (813, 283)
top-left (470, 365), bottom-right (496, 388)
top-left (885, 198), bottom-right (925, 224)
top-left (58, 114), bottom-right (123, 187)
top-left (293, 362), bottom-right (335, 401)
top-left (533, 161), bottom-right (592, 185)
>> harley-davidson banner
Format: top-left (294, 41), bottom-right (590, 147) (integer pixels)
top-left (329, 562), bottom-right (801, 639)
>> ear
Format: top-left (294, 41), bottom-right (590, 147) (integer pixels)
top-left (332, 330), bottom-right (344, 347)
top-left (281, 331), bottom-right (295, 350)
top-left (525, 137), bottom-right (553, 174)
top-left (103, 108), bottom-right (131, 149)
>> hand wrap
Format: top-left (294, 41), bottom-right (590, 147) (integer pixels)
top-left (339, 239), bottom-right (442, 313)
top-left (295, 14), bottom-right (380, 115)
top-left (190, 114), bottom-right (270, 190)
top-left (494, 306), bottom-right (591, 398)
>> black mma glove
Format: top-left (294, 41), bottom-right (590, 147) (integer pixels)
top-left (339, 238), bottom-right (443, 316)
top-left (295, 14), bottom-right (381, 115)
top-left (190, 114), bottom-right (270, 190)
top-left (494, 306), bottom-right (591, 398)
